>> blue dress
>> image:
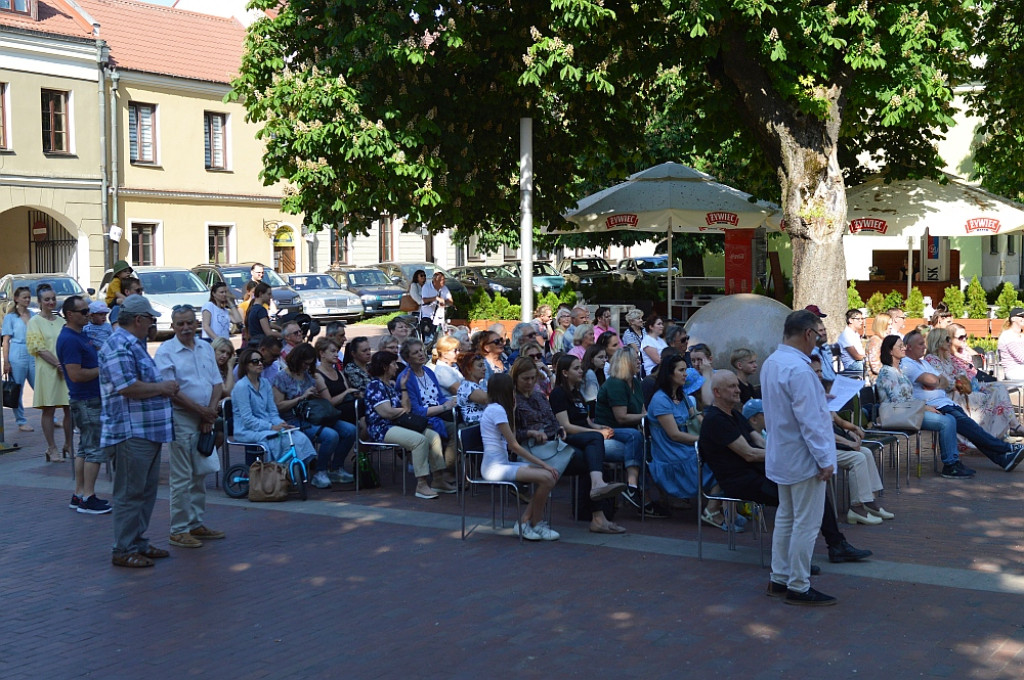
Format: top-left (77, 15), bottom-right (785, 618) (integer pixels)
top-left (647, 390), bottom-right (715, 498)
top-left (230, 377), bottom-right (317, 463)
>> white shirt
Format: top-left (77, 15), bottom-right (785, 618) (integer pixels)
top-left (201, 301), bottom-right (231, 340)
top-left (640, 335), bottom-right (667, 375)
top-left (480, 403), bottom-right (511, 461)
top-left (900, 356), bottom-right (955, 408)
top-left (154, 335), bottom-right (222, 408)
top-left (761, 343), bottom-right (836, 484)
top-left (837, 327), bottom-right (864, 369)
top-left (420, 282), bottom-right (451, 324)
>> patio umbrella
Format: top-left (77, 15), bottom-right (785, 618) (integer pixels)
top-left (559, 162), bottom-right (779, 312)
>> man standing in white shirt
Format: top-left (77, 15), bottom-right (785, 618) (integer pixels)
top-left (420, 272), bottom-right (452, 329)
top-left (837, 309), bottom-right (866, 373)
top-left (761, 310), bottom-right (837, 606)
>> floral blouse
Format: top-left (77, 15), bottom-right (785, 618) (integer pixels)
top-left (875, 364), bottom-right (915, 404)
top-left (457, 379), bottom-right (486, 424)
top-left (365, 378), bottom-right (401, 442)
top-left (343, 361), bottom-right (372, 392)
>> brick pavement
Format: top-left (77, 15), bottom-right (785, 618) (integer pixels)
top-left (3, 388), bottom-right (1024, 677)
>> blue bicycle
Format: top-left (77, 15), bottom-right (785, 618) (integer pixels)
top-left (224, 428), bottom-right (309, 500)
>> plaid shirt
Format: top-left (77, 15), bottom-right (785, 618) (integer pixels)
top-left (99, 326), bottom-right (173, 447)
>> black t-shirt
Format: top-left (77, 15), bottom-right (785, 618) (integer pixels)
top-left (247, 304), bottom-right (269, 340)
top-left (738, 380), bottom-right (761, 404)
top-left (548, 386), bottom-right (590, 428)
top-left (698, 405), bottom-right (762, 488)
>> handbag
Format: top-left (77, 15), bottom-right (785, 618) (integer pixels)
top-left (393, 412), bottom-right (429, 432)
top-left (877, 398), bottom-right (926, 430)
top-left (248, 460), bottom-right (289, 502)
top-left (525, 438), bottom-right (574, 475)
top-left (196, 430), bottom-right (216, 457)
top-left (296, 397), bottom-right (342, 426)
top-left (399, 294), bottom-right (419, 313)
top-left (192, 442), bottom-right (221, 476)
top-left (2, 377), bottom-right (21, 410)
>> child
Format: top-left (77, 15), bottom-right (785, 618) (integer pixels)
top-left (83, 301), bottom-right (113, 351)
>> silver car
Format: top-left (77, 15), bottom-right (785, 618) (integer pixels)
top-left (132, 267), bottom-right (212, 334)
top-left (284, 273), bottom-right (365, 321)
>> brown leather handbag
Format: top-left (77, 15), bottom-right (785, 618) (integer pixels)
top-left (248, 461), bottom-right (289, 502)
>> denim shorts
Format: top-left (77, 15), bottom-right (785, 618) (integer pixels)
top-left (71, 397), bottom-right (112, 463)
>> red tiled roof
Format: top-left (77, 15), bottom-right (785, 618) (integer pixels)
top-left (76, 0), bottom-right (246, 83)
top-left (0, 0), bottom-right (93, 40)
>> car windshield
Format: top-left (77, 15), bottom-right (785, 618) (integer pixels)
top-left (533, 263), bottom-right (559, 276)
top-left (220, 267), bottom-right (288, 289)
top-left (137, 271), bottom-right (208, 295)
top-left (400, 263), bottom-right (454, 280)
top-left (289, 274), bottom-right (340, 291)
top-left (636, 257), bottom-right (669, 270)
top-left (571, 259), bottom-right (611, 273)
top-left (480, 266), bottom-right (515, 278)
top-left (347, 270), bottom-right (392, 287)
top-left (18, 277), bottom-right (84, 297)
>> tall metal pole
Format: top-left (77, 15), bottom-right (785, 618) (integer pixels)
top-left (520, 117), bottom-right (534, 322)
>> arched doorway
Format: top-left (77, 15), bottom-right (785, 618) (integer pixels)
top-left (273, 226), bottom-right (296, 273)
top-left (0, 206), bottom-right (79, 278)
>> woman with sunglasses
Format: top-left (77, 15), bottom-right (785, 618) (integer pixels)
top-left (456, 352), bottom-right (489, 424)
top-left (934, 325), bottom-right (1024, 438)
top-left (230, 347), bottom-right (318, 463)
top-left (478, 330), bottom-right (509, 380)
top-left (26, 284), bottom-right (72, 461)
top-left (518, 339), bottom-right (552, 396)
top-left (2, 286), bottom-right (36, 432)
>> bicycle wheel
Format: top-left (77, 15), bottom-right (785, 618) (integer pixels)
top-left (291, 460), bottom-right (307, 501)
top-left (223, 464), bottom-right (250, 499)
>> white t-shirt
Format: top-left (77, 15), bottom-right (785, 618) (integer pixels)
top-left (431, 361), bottom-right (462, 393)
top-left (640, 335), bottom-right (667, 375)
top-left (480, 403), bottom-right (511, 460)
top-left (838, 327), bottom-right (865, 368)
top-left (899, 356), bottom-right (955, 408)
top-left (201, 301), bottom-right (231, 340)
top-left (420, 282), bottom-right (452, 324)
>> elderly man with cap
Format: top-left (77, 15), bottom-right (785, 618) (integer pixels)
top-left (84, 300), bottom-right (113, 351)
top-left (998, 307), bottom-right (1024, 381)
top-left (100, 296), bottom-right (179, 568)
top-left (804, 305), bottom-right (837, 383)
top-left (155, 305), bottom-right (224, 549)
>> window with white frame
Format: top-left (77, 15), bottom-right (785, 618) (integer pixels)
top-left (332, 230), bottom-right (349, 265)
top-left (203, 111), bottom-right (227, 169)
top-left (0, 0), bottom-right (32, 16)
top-left (132, 222), bottom-right (156, 266)
top-left (208, 224), bottom-right (231, 264)
top-left (41, 89), bottom-right (69, 154)
top-left (128, 102), bottom-right (156, 164)
top-left (0, 82), bottom-right (8, 150)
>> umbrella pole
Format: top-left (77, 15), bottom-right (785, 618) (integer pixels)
top-left (667, 223), bottom-right (674, 320)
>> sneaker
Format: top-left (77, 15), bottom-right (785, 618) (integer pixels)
top-left (959, 461), bottom-right (977, 475)
top-left (169, 533), bottom-right (203, 548)
top-left (784, 587), bottom-right (838, 606)
top-left (327, 469), bottom-right (355, 484)
top-left (941, 462), bottom-right (975, 479)
top-left (68, 494), bottom-right (82, 510)
top-left (640, 501), bottom-right (671, 519)
top-left (189, 525), bottom-right (225, 540)
top-left (1003, 444), bottom-right (1024, 472)
top-left (827, 540), bottom-right (872, 563)
top-left (532, 520), bottom-right (560, 541)
top-left (766, 581), bottom-right (788, 598)
top-left (513, 521), bottom-right (541, 541)
top-left (311, 471), bottom-right (332, 489)
top-left (76, 495), bottom-right (112, 515)
top-left (415, 486), bottom-right (439, 500)
top-left (621, 486), bottom-right (643, 510)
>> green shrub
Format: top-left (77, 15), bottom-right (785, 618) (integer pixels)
top-left (865, 291), bottom-right (888, 316)
top-left (995, 282), bottom-right (1021, 319)
top-left (968, 336), bottom-right (998, 354)
top-left (943, 285), bottom-right (965, 319)
top-left (847, 281), bottom-right (864, 310)
top-left (904, 287), bottom-right (924, 317)
top-left (966, 276), bottom-right (990, 319)
top-left (466, 288), bottom-right (521, 321)
top-left (883, 290), bottom-right (905, 314)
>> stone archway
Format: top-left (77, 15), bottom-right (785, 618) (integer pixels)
top-left (0, 206), bottom-right (80, 278)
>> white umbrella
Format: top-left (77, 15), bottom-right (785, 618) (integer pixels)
top-left (559, 162), bottom-right (779, 312)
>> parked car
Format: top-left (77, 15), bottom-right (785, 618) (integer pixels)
top-left (0, 273), bottom-right (93, 316)
top-left (503, 262), bottom-right (567, 294)
top-left (616, 256), bottom-right (679, 284)
top-left (375, 262), bottom-right (468, 298)
top-left (327, 266), bottom-right (405, 315)
top-left (131, 267), bottom-right (212, 334)
top-left (191, 262), bottom-right (303, 317)
top-left (283, 273), bottom-right (364, 321)
top-left (556, 257), bottom-right (619, 285)
top-left (448, 265), bottom-right (520, 295)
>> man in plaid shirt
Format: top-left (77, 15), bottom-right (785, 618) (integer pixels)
top-left (100, 296), bottom-right (179, 569)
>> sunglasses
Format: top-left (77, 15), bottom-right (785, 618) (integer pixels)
top-left (954, 334), bottom-right (967, 340)
top-left (525, 354), bottom-right (542, 360)
top-left (248, 357), bottom-right (264, 365)
top-left (489, 338), bottom-right (505, 345)
top-left (172, 304), bottom-right (196, 311)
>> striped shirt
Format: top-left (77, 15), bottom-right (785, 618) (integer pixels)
top-left (99, 327), bottom-right (173, 447)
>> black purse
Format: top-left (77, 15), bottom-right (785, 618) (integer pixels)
top-left (196, 430), bottom-right (216, 457)
top-left (296, 397), bottom-right (342, 426)
top-left (2, 377), bottom-right (21, 410)
top-left (393, 412), bottom-right (429, 432)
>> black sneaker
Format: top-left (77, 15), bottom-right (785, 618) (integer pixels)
top-left (621, 486), bottom-right (643, 510)
top-left (958, 461), bottom-right (976, 476)
top-left (68, 494), bottom-right (82, 510)
top-left (640, 501), bottom-right (670, 519)
top-left (941, 462), bottom-right (975, 479)
top-left (766, 581), bottom-right (787, 598)
top-left (1003, 444), bottom-right (1024, 472)
top-left (784, 587), bottom-right (838, 606)
top-left (77, 495), bottom-right (112, 515)
top-left (827, 540), bottom-right (872, 563)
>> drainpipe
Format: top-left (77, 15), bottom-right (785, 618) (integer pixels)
top-left (109, 69), bottom-right (120, 265)
top-left (96, 36), bottom-right (110, 275)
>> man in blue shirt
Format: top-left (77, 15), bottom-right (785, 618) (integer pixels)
top-left (56, 296), bottom-right (110, 515)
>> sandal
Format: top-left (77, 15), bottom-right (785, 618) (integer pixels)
top-left (1010, 425), bottom-right (1024, 438)
top-left (140, 546), bottom-right (170, 559)
top-left (701, 508), bottom-right (745, 533)
top-left (111, 553), bottom-right (154, 568)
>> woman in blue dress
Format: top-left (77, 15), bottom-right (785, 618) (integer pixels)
top-left (648, 353), bottom-right (740, 531)
top-left (1, 287), bottom-right (35, 431)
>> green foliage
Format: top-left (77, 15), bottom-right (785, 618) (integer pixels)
top-left (465, 288), bottom-right (521, 321)
top-left (847, 281), bottom-right (864, 310)
top-left (994, 282), bottom-right (1021, 318)
top-left (943, 285), bottom-right (965, 319)
top-left (577, 277), bottom-right (664, 305)
top-left (966, 276), bottom-right (990, 319)
top-left (536, 287), bottom-right (579, 311)
top-left (865, 292), bottom-right (888, 317)
top-left (968, 336), bottom-right (998, 354)
top-left (883, 290), bottom-right (906, 315)
top-left (352, 311), bottom-right (402, 326)
top-left (904, 287), bottom-right (924, 318)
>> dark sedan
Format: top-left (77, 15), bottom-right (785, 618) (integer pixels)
top-left (327, 266), bottom-right (406, 315)
top-left (449, 265), bottom-right (519, 296)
